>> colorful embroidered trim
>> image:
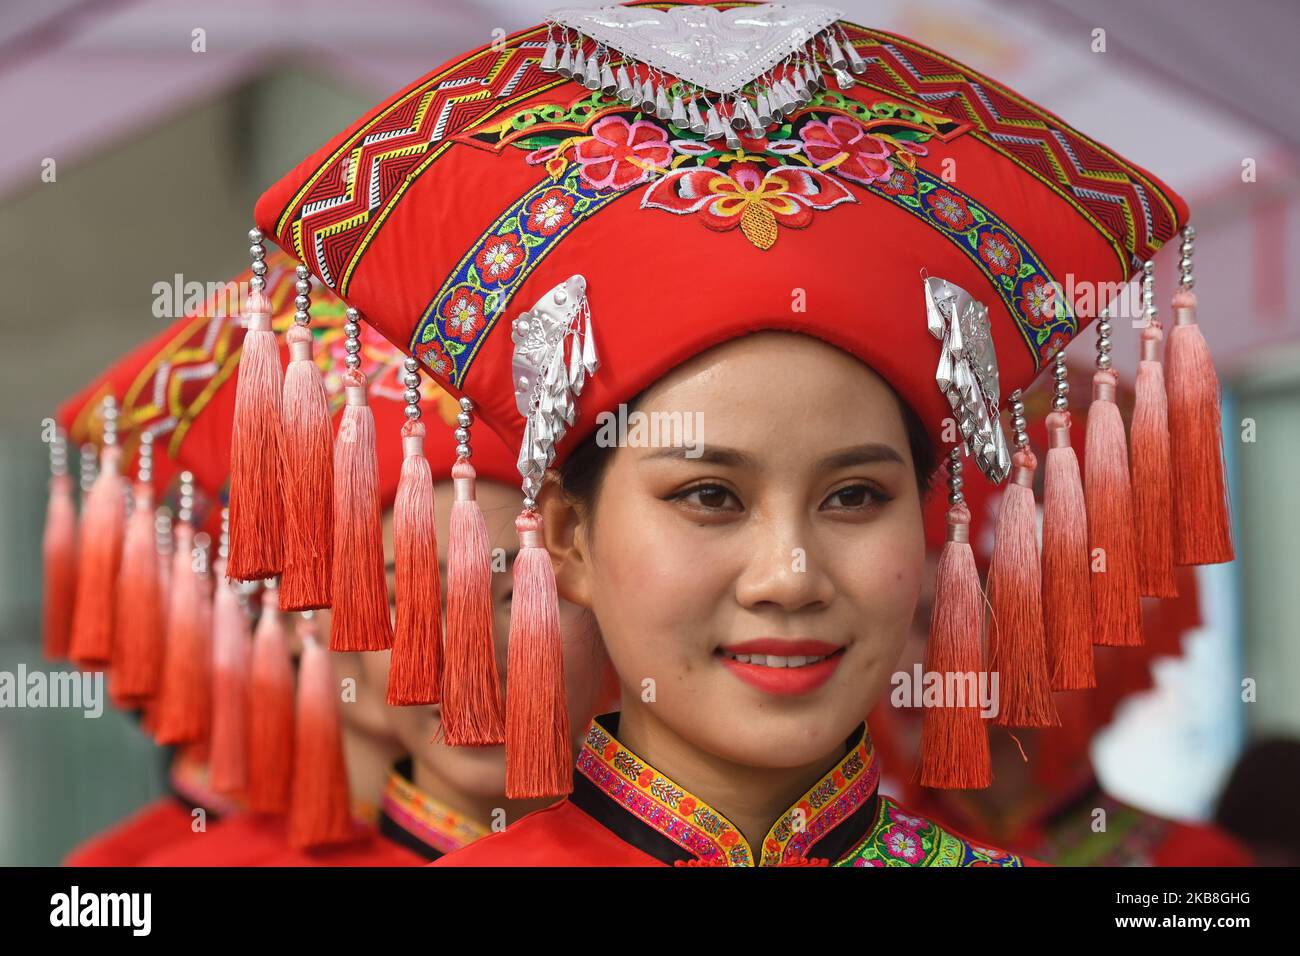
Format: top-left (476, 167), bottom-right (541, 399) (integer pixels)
top-left (422, 88), bottom-right (1070, 383)
top-left (409, 163), bottom-right (623, 387)
top-left (381, 767), bottom-right (490, 857)
top-left (576, 716), bottom-right (878, 867)
top-left (837, 795), bottom-right (1025, 867)
top-left (269, 5), bottom-right (1182, 311)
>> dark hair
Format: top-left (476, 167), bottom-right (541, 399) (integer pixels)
top-left (558, 385), bottom-right (938, 513)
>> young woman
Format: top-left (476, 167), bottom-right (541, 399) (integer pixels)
top-left (251, 2), bottom-right (1228, 866)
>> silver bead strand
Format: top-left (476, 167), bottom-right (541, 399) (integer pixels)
top-left (455, 397), bottom-right (474, 461)
top-left (100, 395), bottom-right (119, 448)
top-left (219, 506), bottom-right (230, 563)
top-left (50, 428), bottom-right (68, 478)
top-left (1179, 225), bottom-right (1196, 290)
top-left (1052, 348), bottom-right (1070, 412)
top-left (1141, 260), bottom-right (1157, 329)
top-left (248, 228), bottom-right (267, 294)
top-left (947, 448), bottom-right (964, 506)
top-left (294, 265), bottom-right (312, 328)
top-left (1008, 389), bottom-right (1029, 450)
top-left (155, 506), bottom-right (174, 563)
top-left (137, 430), bottom-right (154, 485)
top-left (344, 308), bottom-right (362, 371)
top-left (178, 470), bottom-right (195, 526)
top-left (1096, 308), bottom-right (1112, 371)
top-left (403, 358), bottom-right (422, 422)
top-left (80, 444), bottom-right (98, 494)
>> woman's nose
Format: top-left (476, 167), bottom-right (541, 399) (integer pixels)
top-left (733, 512), bottom-right (834, 613)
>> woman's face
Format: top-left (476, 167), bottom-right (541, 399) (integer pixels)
top-left (372, 479), bottom-right (612, 797)
top-left (550, 331), bottom-right (926, 769)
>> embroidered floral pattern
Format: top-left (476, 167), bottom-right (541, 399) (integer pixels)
top-left (577, 717), bottom-right (878, 866)
top-left (837, 795), bottom-right (1025, 867)
top-left (417, 90), bottom-right (1074, 385)
top-left (382, 765), bottom-right (489, 858)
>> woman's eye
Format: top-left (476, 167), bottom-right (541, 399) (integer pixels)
top-left (824, 483), bottom-right (885, 510)
top-left (673, 483), bottom-right (742, 512)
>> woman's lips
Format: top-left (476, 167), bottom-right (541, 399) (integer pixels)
top-left (715, 639), bottom-right (845, 697)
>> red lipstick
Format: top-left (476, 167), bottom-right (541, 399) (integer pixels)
top-left (716, 638), bottom-right (845, 697)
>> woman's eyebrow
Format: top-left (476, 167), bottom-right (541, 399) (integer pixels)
top-left (640, 443), bottom-right (903, 469)
top-left (819, 443), bottom-right (905, 470)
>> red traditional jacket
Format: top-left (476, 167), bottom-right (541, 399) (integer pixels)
top-left (135, 760), bottom-right (486, 866)
top-left (436, 714), bottom-right (1038, 867)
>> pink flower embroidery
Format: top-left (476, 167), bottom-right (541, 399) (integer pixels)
top-left (884, 826), bottom-right (923, 864)
top-left (978, 231), bottom-right (1020, 277)
top-left (475, 234), bottom-right (524, 283)
top-left (888, 809), bottom-right (928, 830)
top-left (414, 340), bottom-right (453, 377)
top-left (877, 167), bottom-right (916, 196)
top-left (574, 116), bottom-right (671, 190)
top-left (526, 189), bottom-right (574, 235)
top-left (800, 116), bottom-right (893, 184)
top-left (853, 857), bottom-right (885, 867)
top-left (441, 288), bottom-right (486, 342)
top-left (926, 188), bottom-right (974, 230)
top-left (1040, 331), bottom-right (1070, 363)
top-left (1019, 275), bottom-right (1059, 329)
top-left (642, 163), bottom-right (855, 249)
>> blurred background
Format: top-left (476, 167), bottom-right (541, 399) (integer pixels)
top-left (1, 0), bottom-right (1297, 864)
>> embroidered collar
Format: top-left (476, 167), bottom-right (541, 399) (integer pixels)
top-left (377, 759), bottom-right (492, 861)
top-left (572, 713), bottom-right (881, 866)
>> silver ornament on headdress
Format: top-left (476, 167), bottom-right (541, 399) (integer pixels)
top-left (924, 276), bottom-right (1011, 483)
top-left (511, 275), bottom-right (598, 504)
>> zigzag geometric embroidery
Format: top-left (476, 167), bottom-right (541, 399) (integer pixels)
top-left (841, 25), bottom-right (1182, 268)
top-left (276, 30), bottom-right (565, 296)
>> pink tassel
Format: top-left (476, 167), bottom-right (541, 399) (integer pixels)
top-left (288, 628), bottom-right (355, 849)
top-left (1085, 369), bottom-right (1143, 647)
top-left (154, 523), bottom-right (212, 744)
top-left (1167, 289), bottom-right (1234, 564)
top-left (279, 324), bottom-right (333, 611)
top-left (247, 584), bottom-right (294, 815)
top-left (209, 563), bottom-right (252, 794)
top-left (68, 446), bottom-right (127, 666)
top-left (506, 511), bottom-right (572, 799)
top-left (227, 289), bottom-right (285, 580)
top-left (328, 369), bottom-right (394, 651)
top-left (1042, 411), bottom-right (1095, 690)
top-left (387, 421), bottom-right (444, 706)
top-left (1132, 324), bottom-right (1178, 596)
top-left (918, 501), bottom-right (992, 789)
top-left (42, 473), bottom-right (78, 661)
top-left (111, 483), bottom-right (166, 702)
top-left (987, 448), bottom-right (1059, 728)
top-left (440, 458), bottom-right (505, 746)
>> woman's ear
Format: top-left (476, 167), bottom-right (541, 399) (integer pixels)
top-left (538, 477), bottom-right (594, 610)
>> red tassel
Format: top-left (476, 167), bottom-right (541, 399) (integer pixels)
top-left (918, 502), bottom-right (992, 789)
top-left (247, 585), bottom-right (294, 815)
top-left (505, 511), bottom-right (572, 799)
top-left (1084, 370), bottom-right (1143, 647)
top-left (111, 483), bottom-right (166, 703)
top-left (1132, 325), bottom-right (1178, 596)
top-left (1042, 411), bottom-right (1095, 690)
top-left (287, 629), bottom-right (354, 849)
top-left (68, 446), bottom-right (126, 666)
top-left (279, 324), bottom-right (333, 611)
top-left (227, 289), bottom-right (285, 580)
top-left (154, 524), bottom-right (212, 745)
top-left (988, 449), bottom-right (1059, 728)
top-left (328, 369), bottom-right (394, 651)
top-left (440, 458), bottom-right (505, 746)
top-left (42, 473), bottom-right (78, 661)
top-left (208, 563), bottom-right (252, 794)
top-left (1167, 289), bottom-right (1234, 564)
top-left (387, 421), bottom-right (444, 706)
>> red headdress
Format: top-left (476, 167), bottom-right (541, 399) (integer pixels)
top-left (241, 0), bottom-right (1232, 796)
